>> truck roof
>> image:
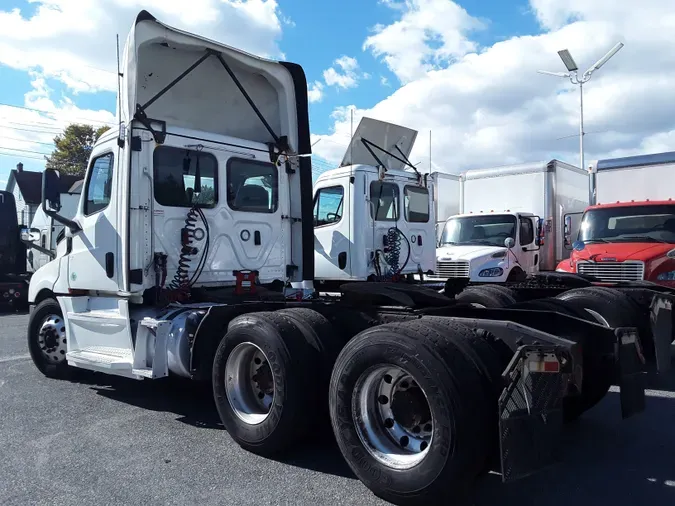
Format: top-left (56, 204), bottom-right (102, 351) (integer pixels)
top-left (314, 164), bottom-right (421, 184)
top-left (589, 199), bottom-right (675, 209)
top-left (462, 159), bottom-right (584, 180)
top-left (450, 210), bottom-right (532, 219)
top-left (596, 151), bottom-right (675, 171)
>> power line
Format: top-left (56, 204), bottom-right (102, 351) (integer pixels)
top-left (0, 124), bottom-right (62, 135)
top-left (0, 151), bottom-right (46, 161)
top-left (1, 118), bottom-right (67, 130)
top-left (0, 146), bottom-right (51, 156)
top-left (0, 136), bottom-right (55, 147)
top-left (0, 102), bottom-right (115, 126)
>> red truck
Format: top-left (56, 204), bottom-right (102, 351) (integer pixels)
top-left (557, 151), bottom-right (675, 286)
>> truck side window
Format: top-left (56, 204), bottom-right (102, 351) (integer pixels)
top-left (154, 146), bottom-right (218, 208)
top-left (227, 159), bottom-right (278, 213)
top-left (84, 152), bottom-right (114, 216)
top-left (520, 218), bottom-right (534, 245)
top-left (370, 181), bottom-right (399, 221)
top-left (404, 186), bottom-right (429, 223)
top-left (313, 186), bottom-right (344, 227)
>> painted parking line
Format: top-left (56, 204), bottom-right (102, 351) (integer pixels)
top-left (0, 354), bottom-right (31, 364)
top-left (609, 385), bottom-right (675, 399)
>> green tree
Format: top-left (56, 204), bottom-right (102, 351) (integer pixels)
top-left (45, 124), bottom-right (111, 176)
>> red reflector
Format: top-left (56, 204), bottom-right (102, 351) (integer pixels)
top-left (544, 360), bottom-right (560, 372)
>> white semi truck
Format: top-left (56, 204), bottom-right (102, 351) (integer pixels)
top-left (23, 10), bottom-right (656, 506)
top-left (436, 160), bottom-right (589, 283)
top-left (313, 117), bottom-right (436, 284)
top-left (26, 191), bottom-right (81, 273)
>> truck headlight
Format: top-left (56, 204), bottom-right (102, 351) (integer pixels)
top-left (657, 270), bottom-right (675, 281)
top-left (479, 267), bottom-right (503, 277)
top-left (491, 250), bottom-right (507, 259)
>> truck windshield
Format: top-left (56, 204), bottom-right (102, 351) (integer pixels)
top-left (580, 204), bottom-right (675, 243)
top-left (440, 214), bottom-right (516, 247)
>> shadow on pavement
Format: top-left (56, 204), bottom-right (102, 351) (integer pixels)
top-left (474, 391), bottom-right (675, 506)
top-left (74, 370), bottom-right (357, 479)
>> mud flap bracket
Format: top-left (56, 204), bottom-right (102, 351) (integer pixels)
top-left (615, 327), bottom-right (646, 419)
top-left (650, 294), bottom-right (673, 373)
top-left (498, 345), bottom-right (572, 483)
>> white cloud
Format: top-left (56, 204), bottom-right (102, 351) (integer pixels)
top-left (0, 73), bottom-right (116, 174)
top-left (307, 81), bottom-right (324, 103)
top-left (364, 0), bottom-right (485, 83)
top-left (0, 0), bottom-right (286, 94)
top-left (323, 55), bottom-right (367, 89)
top-left (314, 1), bottom-right (675, 174)
top-left (380, 76), bottom-right (390, 87)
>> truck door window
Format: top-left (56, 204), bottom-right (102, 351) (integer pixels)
top-left (84, 152), bottom-right (114, 216)
top-left (227, 159), bottom-right (278, 213)
top-left (154, 146), bottom-right (218, 208)
top-left (519, 218), bottom-right (534, 245)
top-left (313, 186), bottom-right (344, 227)
top-left (404, 186), bottom-right (429, 223)
top-left (370, 181), bottom-right (399, 221)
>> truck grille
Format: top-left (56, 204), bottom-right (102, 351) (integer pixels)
top-left (436, 260), bottom-right (470, 278)
top-left (576, 261), bottom-right (645, 282)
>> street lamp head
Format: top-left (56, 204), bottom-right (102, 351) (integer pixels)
top-left (537, 70), bottom-right (571, 78)
top-left (557, 49), bottom-right (579, 72)
top-left (585, 42), bottom-right (624, 74)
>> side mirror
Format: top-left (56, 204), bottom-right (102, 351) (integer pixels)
top-left (43, 168), bottom-right (62, 212)
top-left (572, 240), bottom-right (585, 251)
top-left (20, 227), bottom-right (40, 242)
top-left (504, 237), bottom-right (515, 249)
top-left (41, 168), bottom-right (81, 233)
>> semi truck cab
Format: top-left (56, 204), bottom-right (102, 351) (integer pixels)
top-left (557, 200), bottom-right (675, 286)
top-left (313, 118), bottom-right (436, 283)
top-left (436, 211), bottom-right (542, 282)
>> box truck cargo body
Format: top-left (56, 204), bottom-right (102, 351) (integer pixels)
top-left (436, 160), bottom-right (588, 282)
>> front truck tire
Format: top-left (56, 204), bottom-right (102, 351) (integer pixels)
top-left (27, 298), bottom-right (70, 379)
top-left (454, 285), bottom-right (517, 308)
top-left (212, 310), bottom-right (328, 457)
top-left (329, 320), bottom-right (495, 506)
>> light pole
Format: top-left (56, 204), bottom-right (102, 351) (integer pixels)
top-left (538, 42), bottom-right (624, 199)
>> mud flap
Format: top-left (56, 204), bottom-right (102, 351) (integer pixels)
top-left (615, 327), bottom-right (647, 419)
top-left (498, 346), bottom-right (572, 483)
top-left (650, 294), bottom-right (674, 373)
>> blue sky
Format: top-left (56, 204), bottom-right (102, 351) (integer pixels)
top-left (1, 0), bottom-right (674, 186)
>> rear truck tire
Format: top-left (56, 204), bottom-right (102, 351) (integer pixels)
top-left (27, 298), bottom-right (71, 379)
top-left (454, 285), bottom-right (515, 308)
top-left (329, 320), bottom-right (489, 506)
top-left (554, 287), bottom-right (643, 422)
top-left (276, 308), bottom-right (343, 423)
top-left (212, 311), bottom-right (322, 457)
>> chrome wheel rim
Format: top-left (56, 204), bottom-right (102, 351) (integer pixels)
top-left (37, 314), bottom-right (67, 363)
top-left (225, 342), bottom-right (274, 425)
top-left (352, 365), bottom-right (434, 469)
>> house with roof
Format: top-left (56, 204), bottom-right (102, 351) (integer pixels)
top-left (4, 162), bottom-right (82, 226)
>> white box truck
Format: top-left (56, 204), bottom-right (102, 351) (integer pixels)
top-left (428, 171), bottom-right (460, 242)
top-left (436, 160), bottom-right (589, 282)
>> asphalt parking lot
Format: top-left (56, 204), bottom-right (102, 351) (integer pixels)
top-left (1, 310), bottom-right (675, 506)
